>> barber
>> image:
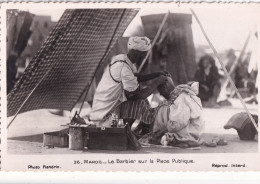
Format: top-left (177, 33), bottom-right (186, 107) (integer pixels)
top-left (90, 36), bottom-right (168, 125)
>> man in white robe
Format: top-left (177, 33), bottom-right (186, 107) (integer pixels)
top-left (90, 37), bottom-right (169, 126)
top-left (150, 79), bottom-right (204, 147)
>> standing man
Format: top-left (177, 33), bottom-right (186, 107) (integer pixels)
top-left (90, 36), bottom-right (169, 126)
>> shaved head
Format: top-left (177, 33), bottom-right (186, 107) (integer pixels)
top-left (157, 77), bottom-right (175, 99)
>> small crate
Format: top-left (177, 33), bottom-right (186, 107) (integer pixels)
top-left (43, 130), bottom-right (69, 148)
top-left (85, 126), bottom-right (128, 151)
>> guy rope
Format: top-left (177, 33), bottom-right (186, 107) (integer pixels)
top-left (190, 8), bottom-right (258, 132)
top-left (222, 34), bottom-right (250, 94)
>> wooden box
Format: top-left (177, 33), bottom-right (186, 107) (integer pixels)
top-left (85, 126), bottom-right (128, 151)
top-left (43, 130), bottom-right (69, 148)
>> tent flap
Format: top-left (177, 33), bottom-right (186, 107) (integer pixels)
top-left (7, 9), bottom-right (138, 117)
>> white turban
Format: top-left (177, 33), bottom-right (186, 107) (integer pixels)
top-left (128, 36), bottom-right (151, 52)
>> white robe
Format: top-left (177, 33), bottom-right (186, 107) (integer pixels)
top-left (153, 90), bottom-right (204, 145)
top-left (90, 54), bottom-right (139, 122)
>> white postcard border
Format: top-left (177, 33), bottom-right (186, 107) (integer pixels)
top-left (1, 2), bottom-right (259, 171)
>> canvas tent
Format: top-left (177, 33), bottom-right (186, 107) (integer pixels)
top-left (7, 9), bottom-right (138, 118)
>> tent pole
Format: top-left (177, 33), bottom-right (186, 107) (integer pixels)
top-left (78, 83), bottom-right (90, 115)
top-left (137, 11), bottom-right (170, 73)
top-left (190, 8), bottom-right (258, 132)
top-left (222, 34), bottom-right (250, 96)
top-left (228, 34), bottom-right (250, 76)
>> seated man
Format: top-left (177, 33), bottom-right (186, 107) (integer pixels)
top-left (90, 36), bottom-right (168, 126)
top-left (194, 55), bottom-right (221, 107)
top-left (150, 78), bottom-right (205, 147)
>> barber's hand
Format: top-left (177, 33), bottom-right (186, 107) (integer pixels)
top-left (157, 75), bottom-right (168, 84)
top-left (159, 71), bottom-right (171, 77)
top-left (164, 71), bottom-right (171, 77)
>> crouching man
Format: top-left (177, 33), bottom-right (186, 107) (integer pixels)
top-left (150, 78), bottom-right (205, 148)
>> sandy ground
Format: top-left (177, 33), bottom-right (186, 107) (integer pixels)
top-left (7, 99), bottom-right (258, 154)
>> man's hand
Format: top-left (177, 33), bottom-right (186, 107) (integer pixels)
top-left (156, 75), bottom-right (168, 85)
top-left (125, 75), bottom-right (168, 100)
top-left (135, 71), bottom-right (170, 83)
top-left (159, 71), bottom-right (171, 77)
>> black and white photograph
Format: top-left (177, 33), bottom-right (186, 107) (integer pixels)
top-left (0, 2), bottom-right (259, 171)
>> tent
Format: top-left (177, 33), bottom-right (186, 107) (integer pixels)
top-left (7, 9), bottom-right (138, 118)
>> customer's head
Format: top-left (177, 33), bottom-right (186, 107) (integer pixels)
top-left (157, 77), bottom-right (175, 99)
top-left (127, 37), bottom-right (151, 67)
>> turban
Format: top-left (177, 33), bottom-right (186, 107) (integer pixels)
top-left (128, 36), bottom-right (151, 52)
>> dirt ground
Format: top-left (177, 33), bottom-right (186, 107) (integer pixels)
top-left (7, 99), bottom-right (258, 154)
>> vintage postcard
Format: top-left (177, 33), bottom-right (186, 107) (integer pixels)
top-left (0, 2), bottom-right (259, 171)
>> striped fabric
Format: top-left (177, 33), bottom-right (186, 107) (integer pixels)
top-left (7, 9), bottom-right (138, 117)
top-left (113, 87), bottom-right (185, 125)
top-left (114, 99), bottom-right (158, 125)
